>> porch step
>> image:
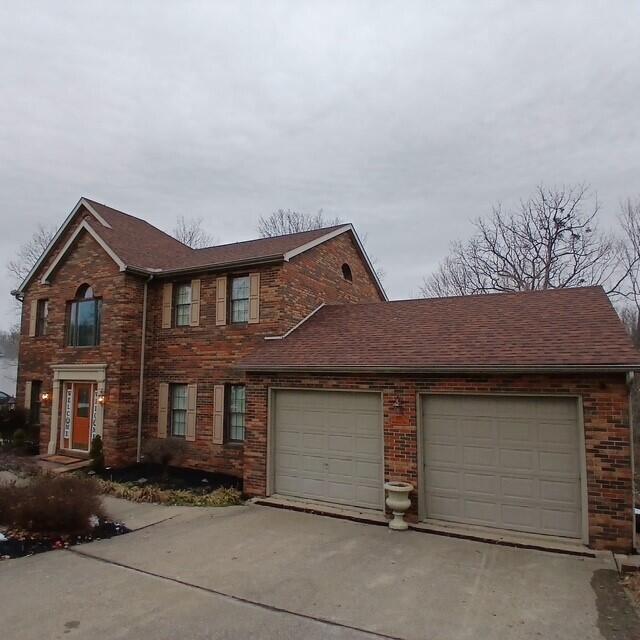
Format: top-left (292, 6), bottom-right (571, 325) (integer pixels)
top-left (37, 456), bottom-right (91, 475)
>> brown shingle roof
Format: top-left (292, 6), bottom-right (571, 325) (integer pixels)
top-left (84, 199), bottom-right (347, 272)
top-left (240, 287), bottom-right (640, 370)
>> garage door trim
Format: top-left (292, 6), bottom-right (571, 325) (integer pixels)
top-left (416, 392), bottom-right (588, 543)
top-left (267, 387), bottom-right (386, 510)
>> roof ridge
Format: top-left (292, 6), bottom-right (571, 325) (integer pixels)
top-left (193, 223), bottom-right (350, 252)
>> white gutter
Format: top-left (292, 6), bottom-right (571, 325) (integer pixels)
top-left (136, 275), bottom-right (153, 462)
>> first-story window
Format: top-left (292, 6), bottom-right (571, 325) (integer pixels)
top-left (227, 384), bottom-right (246, 442)
top-left (170, 384), bottom-right (188, 437)
top-left (30, 381), bottom-right (42, 424)
top-left (230, 276), bottom-right (249, 323)
top-left (175, 283), bottom-right (191, 326)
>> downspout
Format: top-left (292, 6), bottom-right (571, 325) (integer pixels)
top-left (136, 275), bottom-right (153, 462)
top-left (628, 370), bottom-right (638, 552)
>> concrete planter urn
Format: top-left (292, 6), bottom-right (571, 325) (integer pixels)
top-left (384, 481), bottom-right (414, 530)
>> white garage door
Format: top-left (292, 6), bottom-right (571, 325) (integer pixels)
top-left (422, 395), bottom-right (582, 538)
top-left (273, 390), bottom-right (383, 509)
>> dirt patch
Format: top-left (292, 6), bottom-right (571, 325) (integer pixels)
top-left (622, 572), bottom-right (640, 611)
top-left (591, 569), bottom-right (640, 639)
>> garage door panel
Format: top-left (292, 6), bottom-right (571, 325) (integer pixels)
top-left (463, 445), bottom-right (497, 467)
top-left (463, 472), bottom-right (497, 495)
top-left (460, 417), bottom-right (495, 440)
top-left (274, 390), bottom-right (382, 510)
top-left (499, 448), bottom-right (534, 471)
top-left (429, 442), bottom-right (459, 464)
top-left (427, 468), bottom-right (460, 491)
top-left (539, 478), bottom-right (580, 503)
top-left (423, 395), bottom-right (582, 538)
top-left (539, 450), bottom-right (578, 474)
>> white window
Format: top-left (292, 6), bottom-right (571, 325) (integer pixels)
top-left (175, 284), bottom-right (191, 327)
top-left (231, 277), bottom-right (250, 323)
top-left (170, 384), bottom-right (188, 437)
top-left (227, 385), bottom-right (246, 441)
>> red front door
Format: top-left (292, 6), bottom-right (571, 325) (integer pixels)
top-left (72, 384), bottom-right (92, 451)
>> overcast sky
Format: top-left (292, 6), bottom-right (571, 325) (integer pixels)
top-left (1, 1), bottom-right (639, 331)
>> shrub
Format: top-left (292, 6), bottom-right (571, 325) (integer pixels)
top-left (142, 437), bottom-right (186, 482)
top-left (12, 428), bottom-right (26, 450)
top-left (0, 475), bottom-right (105, 535)
top-left (95, 478), bottom-right (242, 507)
top-left (89, 435), bottom-right (105, 472)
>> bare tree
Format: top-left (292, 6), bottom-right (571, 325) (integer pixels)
top-left (617, 198), bottom-right (640, 346)
top-left (7, 224), bottom-right (56, 286)
top-left (257, 208), bottom-right (342, 238)
top-left (421, 185), bottom-right (620, 298)
top-left (173, 216), bottom-right (214, 249)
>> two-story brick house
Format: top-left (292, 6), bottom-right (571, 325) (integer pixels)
top-left (14, 197), bottom-right (385, 474)
top-left (13, 197), bottom-right (640, 553)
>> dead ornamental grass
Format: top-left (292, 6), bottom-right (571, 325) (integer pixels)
top-left (95, 478), bottom-right (242, 507)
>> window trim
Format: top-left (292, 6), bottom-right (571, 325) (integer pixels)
top-left (230, 275), bottom-right (250, 324)
top-left (226, 384), bottom-right (246, 443)
top-left (66, 287), bottom-right (101, 347)
top-left (35, 299), bottom-right (48, 337)
top-left (341, 263), bottom-right (353, 282)
top-left (169, 383), bottom-right (188, 438)
top-left (174, 282), bottom-right (192, 327)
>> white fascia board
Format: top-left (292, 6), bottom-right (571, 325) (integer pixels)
top-left (264, 304), bottom-right (325, 340)
top-left (80, 199), bottom-right (112, 229)
top-left (283, 224), bottom-right (388, 301)
top-left (39, 220), bottom-right (126, 285)
top-left (16, 197), bottom-right (113, 293)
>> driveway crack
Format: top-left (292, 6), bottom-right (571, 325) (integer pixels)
top-left (68, 548), bottom-right (406, 640)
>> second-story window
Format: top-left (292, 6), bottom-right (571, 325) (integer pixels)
top-left (175, 283), bottom-right (192, 326)
top-left (231, 276), bottom-right (249, 323)
top-left (67, 284), bottom-right (101, 347)
top-left (35, 300), bottom-right (48, 336)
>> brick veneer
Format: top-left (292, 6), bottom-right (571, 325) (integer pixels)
top-left (243, 371), bottom-right (634, 552)
top-left (17, 206), bottom-right (383, 474)
top-left (17, 225), bottom-right (145, 466)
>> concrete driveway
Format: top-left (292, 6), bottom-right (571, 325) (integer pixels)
top-left (1, 500), bottom-right (637, 640)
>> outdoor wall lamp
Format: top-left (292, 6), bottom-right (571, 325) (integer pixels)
top-left (394, 397), bottom-right (401, 409)
top-left (97, 393), bottom-right (106, 405)
top-left (40, 391), bottom-right (50, 403)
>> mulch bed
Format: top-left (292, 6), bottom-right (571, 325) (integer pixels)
top-left (95, 463), bottom-right (242, 493)
top-left (0, 517), bottom-right (129, 561)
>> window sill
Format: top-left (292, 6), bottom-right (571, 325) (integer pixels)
top-left (224, 441), bottom-right (244, 449)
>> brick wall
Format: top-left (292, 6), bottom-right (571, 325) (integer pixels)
top-left (243, 370), bottom-right (634, 552)
top-left (17, 225), bottom-right (144, 466)
top-left (141, 231), bottom-right (384, 476)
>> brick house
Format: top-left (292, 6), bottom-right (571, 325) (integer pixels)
top-left (13, 198), bottom-right (640, 552)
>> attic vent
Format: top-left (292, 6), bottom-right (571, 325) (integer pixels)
top-left (342, 263), bottom-right (353, 282)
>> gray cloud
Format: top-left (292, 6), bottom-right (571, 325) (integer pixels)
top-left (1, 1), bottom-right (639, 327)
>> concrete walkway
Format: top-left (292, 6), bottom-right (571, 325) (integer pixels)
top-left (1, 500), bottom-right (638, 639)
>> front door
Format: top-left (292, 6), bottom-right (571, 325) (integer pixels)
top-left (72, 383), bottom-right (93, 451)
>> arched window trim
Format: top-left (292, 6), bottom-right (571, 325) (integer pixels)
top-left (341, 263), bottom-right (353, 282)
top-left (67, 283), bottom-right (101, 347)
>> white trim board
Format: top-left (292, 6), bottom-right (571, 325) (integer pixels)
top-left (39, 219), bottom-right (126, 285)
top-left (17, 197), bottom-right (113, 293)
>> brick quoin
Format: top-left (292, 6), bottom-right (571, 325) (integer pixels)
top-left (243, 371), bottom-right (634, 553)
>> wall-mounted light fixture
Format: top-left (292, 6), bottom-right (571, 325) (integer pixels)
top-left (97, 393), bottom-right (106, 405)
top-left (394, 397), bottom-right (401, 409)
top-left (40, 391), bottom-right (50, 402)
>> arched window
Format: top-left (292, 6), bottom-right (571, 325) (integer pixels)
top-left (67, 284), bottom-right (101, 346)
top-left (341, 263), bottom-right (353, 282)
